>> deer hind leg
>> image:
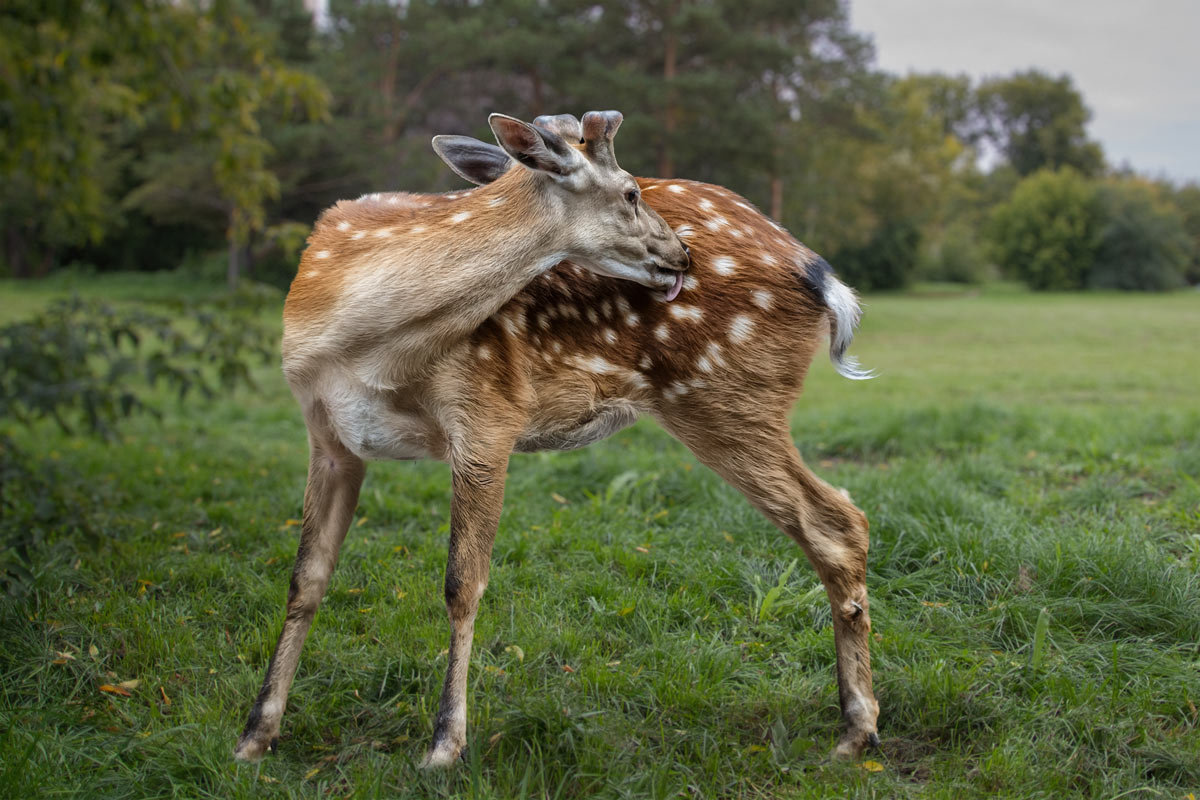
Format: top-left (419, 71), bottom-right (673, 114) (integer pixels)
top-left (234, 424), bottom-right (364, 762)
top-left (667, 420), bottom-right (880, 758)
top-left (421, 451), bottom-right (510, 768)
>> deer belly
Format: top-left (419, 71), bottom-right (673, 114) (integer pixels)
top-left (515, 402), bottom-right (639, 453)
top-left (324, 386), bottom-right (442, 462)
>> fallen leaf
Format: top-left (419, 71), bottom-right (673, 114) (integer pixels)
top-left (488, 732), bottom-right (503, 746)
top-left (160, 686), bottom-right (171, 705)
top-left (99, 684), bottom-right (132, 697)
top-left (504, 645), bottom-right (524, 662)
top-left (52, 658), bottom-right (69, 665)
top-left (89, 644), bottom-right (99, 657)
top-left (356, 516), bottom-right (369, 527)
top-left (551, 492), bottom-right (568, 505)
top-left (618, 605), bottom-right (635, 616)
top-left (284, 519), bottom-right (302, 527)
top-left (304, 767), bottom-right (320, 780)
top-left (605, 660), bottom-right (621, 667)
top-left (259, 774), bottom-right (279, 784)
top-left (561, 664), bottom-right (575, 673)
top-left (861, 760), bottom-right (884, 772)
top-left (920, 601), bottom-right (948, 608)
top-left (119, 679), bottom-right (141, 690)
top-left (747, 744), bottom-right (767, 753)
top-left (723, 532), bottom-right (734, 543)
top-left (635, 546), bottom-right (649, 554)
top-left (55, 650), bottom-right (75, 661)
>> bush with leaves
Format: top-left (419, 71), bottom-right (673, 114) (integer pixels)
top-left (1088, 180), bottom-right (1194, 291)
top-left (0, 288), bottom-right (278, 592)
top-left (988, 167), bottom-right (1101, 291)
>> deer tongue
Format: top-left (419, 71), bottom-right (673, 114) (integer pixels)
top-left (665, 271), bottom-right (684, 302)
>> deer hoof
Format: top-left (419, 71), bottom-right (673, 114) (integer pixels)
top-left (233, 733), bottom-right (277, 763)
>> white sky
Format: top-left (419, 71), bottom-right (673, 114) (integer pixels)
top-left (850, 0), bottom-right (1200, 183)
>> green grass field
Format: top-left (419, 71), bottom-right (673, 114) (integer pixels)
top-left (2, 276), bottom-right (1198, 799)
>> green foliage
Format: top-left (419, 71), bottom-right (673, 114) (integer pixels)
top-left (976, 70), bottom-right (1105, 177)
top-left (832, 219), bottom-right (922, 291)
top-left (1089, 179), bottom-right (1194, 291)
top-left (0, 287), bottom-right (279, 590)
top-left (919, 221), bottom-right (991, 284)
top-left (988, 168), bottom-right (1101, 290)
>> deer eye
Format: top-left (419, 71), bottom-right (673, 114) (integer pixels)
top-left (626, 189), bottom-right (639, 206)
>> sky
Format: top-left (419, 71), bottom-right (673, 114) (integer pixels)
top-left (849, 0), bottom-right (1200, 183)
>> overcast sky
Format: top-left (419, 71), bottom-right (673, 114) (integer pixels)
top-left (849, 0), bottom-right (1200, 183)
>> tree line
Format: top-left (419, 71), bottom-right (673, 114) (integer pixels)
top-left (3, 0), bottom-right (1198, 290)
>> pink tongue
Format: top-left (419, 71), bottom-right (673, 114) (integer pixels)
top-left (665, 271), bottom-right (684, 301)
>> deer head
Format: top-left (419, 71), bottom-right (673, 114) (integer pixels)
top-left (432, 111), bottom-right (690, 300)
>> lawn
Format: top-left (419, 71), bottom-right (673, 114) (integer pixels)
top-left (1, 276), bottom-right (1198, 799)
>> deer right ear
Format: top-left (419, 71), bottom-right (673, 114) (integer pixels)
top-left (431, 135), bottom-right (513, 186)
top-left (488, 113), bottom-right (582, 178)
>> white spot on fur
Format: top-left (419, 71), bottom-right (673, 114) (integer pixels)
top-left (639, 354), bottom-right (652, 370)
top-left (411, 225), bottom-right (427, 235)
top-left (698, 198), bottom-right (714, 211)
top-left (604, 328), bottom-right (617, 345)
top-left (628, 372), bottom-right (649, 389)
top-left (446, 194), bottom-right (460, 200)
top-left (601, 300), bottom-right (613, 318)
top-left (735, 201), bottom-right (752, 211)
top-left (752, 290), bottom-right (773, 310)
top-left (667, 184), bottom-right (686, 194)
top-left (315, 250), bottom-right (330, 259)
top-left (697, 342), bottom-right (726, 373)
top-left (351, 231), bottom-right (365, 240)
top-left (675, 224), bottom-right (694, 238)
top-left (683, 275), bottom-right (699, 291)
top-left (552, 341), bottom-right (563, 354)
top-left (730, 227), bottom-right (743, 238)
top-left (587, 308), bottom-right (599, 324)
top-left (580, 355), bottom-right (620, 374)
top-left (488, 196), bottom-right (506, 207)
top-left (729, 314), bottom-right (755, 344)
top-left (538, 315), bottom-right (550, 330)
top-left (761, 252), bottom-right (778, 266)
top-left (713, 256), bottom-right (737, 276)
top-left (655, 323), bottom-right (670, 341)
top-left (374, 228), bottom-right (392, 237)
top-left (625, 312), bottom-right (640, 327)
top-left (668, 304), bottom-right (703, 322)
top-left (477, 345), bottom-right (491, 360)
top-left (305, 270), bottom-right (320, 278)
top-left (703, 215), bottom-right (729, 231)
top-left (336, 221), bottom-right (350, 232)
top-left (451, 211), bottom-right (472, 224)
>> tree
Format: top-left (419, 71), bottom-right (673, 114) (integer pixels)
top-left (988, 168), bottom-right (1100, 290)
top-left (976, 70), bottom-right (1104, 177)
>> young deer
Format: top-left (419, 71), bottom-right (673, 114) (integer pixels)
top-left (235, 112), bottom-right (880, 768)
top-left (233, 110), bottom-right (689, 763)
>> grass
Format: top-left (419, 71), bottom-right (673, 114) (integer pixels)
top-left (1, 276), bottom-right (1198, 798)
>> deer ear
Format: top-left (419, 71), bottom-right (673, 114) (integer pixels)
top-left (431, 135), bottom-right (513, 186)
top-left (488, 113), bottom-right (581, 177)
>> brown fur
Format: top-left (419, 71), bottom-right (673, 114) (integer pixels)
top-left (235, 175), bottom-right (879, 767)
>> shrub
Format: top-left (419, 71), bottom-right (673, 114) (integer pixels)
top-left (1088, 180), bottom-right (1192, 291)
top-left (988, 168), bottom-right (1100, 290)
top-left (0, 289), bottom-right (278, 591)
top-left (919, 222), bottom-right (992, 284)
top-left (831, 219), bottom-right (922, 291)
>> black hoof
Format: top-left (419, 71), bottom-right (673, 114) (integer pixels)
top-left (867, 732), bottom-right (881, 749)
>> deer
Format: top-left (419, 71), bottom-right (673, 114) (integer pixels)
top-left (234, 111), bottom-right (880, 769)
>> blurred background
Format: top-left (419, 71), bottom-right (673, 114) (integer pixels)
top-left (4, 0), bottom-right (1199, 292)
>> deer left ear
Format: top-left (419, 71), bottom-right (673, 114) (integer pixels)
top-left (431, 135), bottom-right (514, 186)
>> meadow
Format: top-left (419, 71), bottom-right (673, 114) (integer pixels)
top-left (1, 276), bottom-right (1198, 799)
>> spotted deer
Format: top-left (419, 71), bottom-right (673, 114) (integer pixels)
top-left (234, 112), bottom-right (880, 768)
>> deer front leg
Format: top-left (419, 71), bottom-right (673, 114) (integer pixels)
top-left (234, 433), bottom-right (364, 762)
top-left (421, 455), bottom-right (509, 768)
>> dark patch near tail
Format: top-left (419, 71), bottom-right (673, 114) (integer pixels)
top-left (796, 255), bottom-right (833, 303)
